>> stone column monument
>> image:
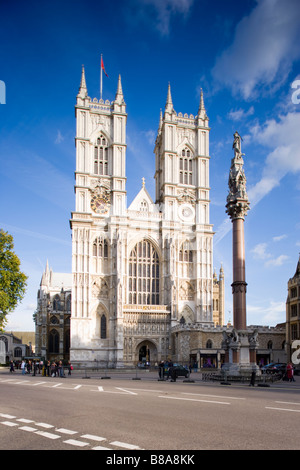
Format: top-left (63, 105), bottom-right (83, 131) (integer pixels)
top-left (222, 132), bottom-right (258, 375)
top-left (226, 131), bottom-right (250, 330)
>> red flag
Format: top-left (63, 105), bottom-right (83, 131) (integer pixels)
top-left (101, 56), bottom-right (108, 77)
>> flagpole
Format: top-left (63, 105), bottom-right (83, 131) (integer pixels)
top-left (100, 54), bottom-right (103, 100)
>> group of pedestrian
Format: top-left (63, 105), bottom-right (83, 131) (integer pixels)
top-left (18, 359), bottom-right (73, 377)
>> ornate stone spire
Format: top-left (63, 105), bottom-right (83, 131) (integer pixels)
top-left (165, 82), bottom-right (174, 113)
top-left (197, 88), bottom-right (207, 120)
top-left (226, 131), bottom-right (250, 220)
top-left (78, 65), bottom-right (88, 98)
top-left (114, 74), bottom-right (125, 104)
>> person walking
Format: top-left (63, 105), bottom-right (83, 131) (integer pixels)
top-left (21, 360), bottom-right (26, 375)
top-left (287, 362), bottom-right (294, 382)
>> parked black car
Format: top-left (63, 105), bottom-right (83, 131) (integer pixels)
top-left (261, 363), bottom-right (286, 375)
top-left (165, 364), bottom-right (189, 378)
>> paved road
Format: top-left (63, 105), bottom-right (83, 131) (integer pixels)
top-left (1, 368), bottom-right (300, 452)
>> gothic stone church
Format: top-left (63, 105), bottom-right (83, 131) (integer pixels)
top-left (36, 68), bottom-right (225, 367)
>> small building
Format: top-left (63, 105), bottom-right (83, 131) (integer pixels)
top-left (0, 332), bottom-right (33, 364)
top-left (286, 255), bottom-right (300, 363)
top-left (35, 261), bottom-right (72, 362)
top-left (171, 323), bottom-right (286, 368)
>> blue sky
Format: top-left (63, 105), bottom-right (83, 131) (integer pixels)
top-left (1, 0), bottom-right (300, 331)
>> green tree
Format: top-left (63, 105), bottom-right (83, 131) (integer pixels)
top-left (0, 229), bottom-right (27, 331)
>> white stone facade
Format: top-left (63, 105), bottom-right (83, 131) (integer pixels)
top-left (70, 69), bottom-right (223, 367)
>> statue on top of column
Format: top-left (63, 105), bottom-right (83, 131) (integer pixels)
top-left (226, 131), bottom-right (250, 220)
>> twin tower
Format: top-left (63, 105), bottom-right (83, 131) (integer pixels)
top-left (69, 68), bottom-right (224, 367)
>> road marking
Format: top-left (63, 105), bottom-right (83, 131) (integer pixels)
top-left (159, 395), bottom-right (230, 405)
top-left (63, 439), bottom-right (89, 447)
top-left (35, 430), bottom-right (61, 440)
top-left (56, 427), bottom-right (77, 435)
top-left (0, 413), bottom-right (16, 419)
top-left (17, 418), bottom-right (35, 423)
top-left (81, 434), bottom-right (106, 442)
top-left (115, 387), bottom-right (138, 395)
top-left (35, 422), bottom-right (54, 429)
top-left (1, 421), bottom-right (18, 427)
top-left (52, 383), bottom-right (63, 388)
top-left (275, 401), bottom-right (300, 406)
top-left (19, 426), bottom-right (38, 432)
top-left (266, 407), bottom-right (300, 413)
top-left (182, 392), bottom-right (246, 400)
top-left (92, 445), bottom-right (112, 450)
top-left (110, 441), bottom-right (141, 450)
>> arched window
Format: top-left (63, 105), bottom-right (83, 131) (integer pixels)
top-left (66, 295), bottom-right (71, 312)
top-left (93, 237), bottom-right (108, 258)
top-left (206, 339), bottom-right (213, 349)
top-left (94, 134), bottom-right (108, 175)
top-left (267, 340), bottom-right (273, 350)
top-left (101, 314), bottom-right (107, 339)
top-left (128, 240), bottom-right (160, 305)
top-left (49, 329), bottom-right (59, 354)
top-left (14, 347), bottom-right (22, 357)
top-left (53, 295), bottom-right (61, 311)
top-left (179, 148), bottom-right (193, 185)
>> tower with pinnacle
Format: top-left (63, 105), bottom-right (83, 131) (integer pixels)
top-left (69, 69), bottom-right (222, 367)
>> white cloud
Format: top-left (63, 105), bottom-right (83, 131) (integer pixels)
top-left (251, 242), bottom-right (289, 267)
top-left (273, 234), bottom-right (287, 242)
top-left (251, 243), bottom-right (271, 260)
top-left (247, 300), bottom-right (286, 326)
top-left (212, 0), bottom-right (300, 99)
top-left (265, 255), bottom-right (289, 267)
top-left (138, 0), bottom-right (195, 36)
top-left (228, 106), bottom-right (254, 121)
top-left (248, 112), bottom-right (300, 206)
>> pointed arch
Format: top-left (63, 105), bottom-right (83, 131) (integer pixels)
top-left (128, 239), bottom-right (160, 305)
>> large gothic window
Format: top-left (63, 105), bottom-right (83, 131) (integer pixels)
top-left (128, 240), bottom-right (160, 305)
top-left (49, 329), bottom-right (59, 354)
top-left (94, 134), bottom-right (108, 175)
top-left (179, 148), bottom-right (193, 185)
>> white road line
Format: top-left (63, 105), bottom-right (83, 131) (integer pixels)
top-left (1, 421), bottom-right (18, 427)
top-left (19, 426), bottom-right (38, 432)
top-left (35, 430), bottom-right (61, 440)
top-left (115, 387), bottom-right (138, 395)
top-left (81, 434), bottom-right (106, 442)
top-left (35, 422), bottom-right (54, 429)
top-left (0, 413), bottom-right (17, 419)
top-left (110, 441), bottom-right (141, 450)
top-left (17, 418), bottom-right (35, 423)
top-left (266, 407), bottom-right (300, 413)
top-left (63, 439), bottom-right (89, 447)
top-left (275, 401), bottom-right (300, 406)
top-left (31, 382), bottom-right (47, 386)
top-left (159, 395), bottom-right (230, 405)
top-left (52, 383), bottom-right (63, 388)
top-left (56, 427), bottom-right (77, 435)
top-left (183, 392), bottom-right (246, 400)
top-left (92, 445), bottom-right (112, 450)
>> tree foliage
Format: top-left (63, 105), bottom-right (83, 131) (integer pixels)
top-left (0, 229), bottom-right (28, 331)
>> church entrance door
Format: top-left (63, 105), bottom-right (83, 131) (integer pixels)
top-left (137, 340), bottom-right (157, 367)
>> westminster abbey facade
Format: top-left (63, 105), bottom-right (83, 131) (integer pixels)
top-left (65, 67), bottom-right (224, 367)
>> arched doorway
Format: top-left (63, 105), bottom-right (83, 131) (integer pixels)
top-left (137, 340), bottom-right (157, 366)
